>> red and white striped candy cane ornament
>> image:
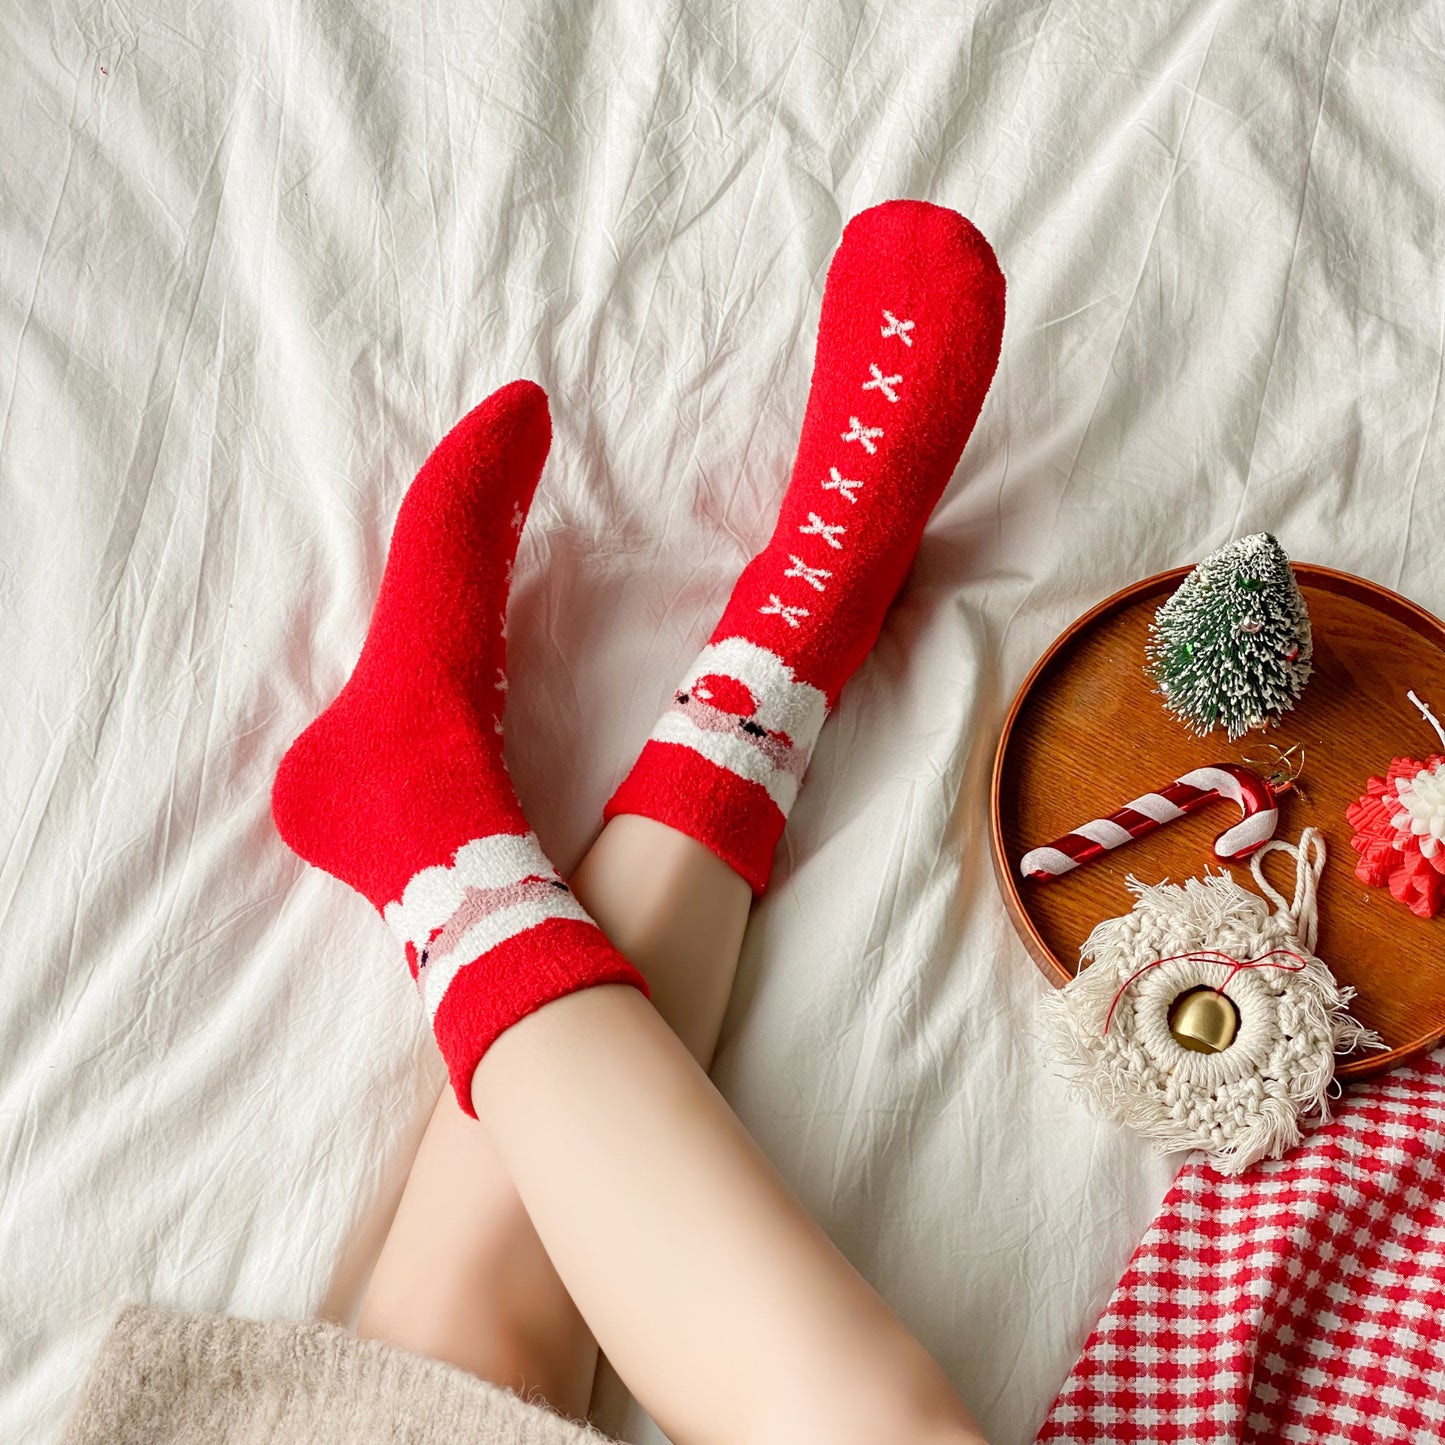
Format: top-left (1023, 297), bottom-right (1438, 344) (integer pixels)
top-left (1020, 763), bottom-right (1280, 883)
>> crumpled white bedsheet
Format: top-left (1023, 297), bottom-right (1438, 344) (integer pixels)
top-left (3, 2), bottom-right (1442, 1441)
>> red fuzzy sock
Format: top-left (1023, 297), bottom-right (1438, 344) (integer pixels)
top-left (272, 381), bottom-right (645, 1114)
top-left (604, 200), bottom-right (1006, 892)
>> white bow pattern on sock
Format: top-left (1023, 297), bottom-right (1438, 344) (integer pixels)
top-left (757, 307), bottom-right (914, 631)
top-left (760, 594), bottom-right (810, 628)
top-left (821, 466), bottom-right (862, 504)
top-left (799, 512), bottom-right (846, 550)
top-left (880, 310), bottom-right (914, 346)
top-left (841, 416), bottom-right (884, 454)
top-left (862, 364), bottom-right (902, 403)
top-left (785, 555), bottom-right (832, 592)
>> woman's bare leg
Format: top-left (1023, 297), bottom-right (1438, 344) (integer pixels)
top-left (569, 814), bottom-right (751, 1066)
top-left (356, 1088), bottom-right (599, 1415)
top-left (362, 816), bottom-right (982, 1443)
top-left (357, 817), bottom-right (749, 1417)
top-left (360, 817), bottom-right (983, 1443)
top-left (472, 983), bottom-right (982, 1445)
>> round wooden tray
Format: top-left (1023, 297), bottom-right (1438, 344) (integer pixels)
top-left (991, 563), bottom-right (1445, 1080)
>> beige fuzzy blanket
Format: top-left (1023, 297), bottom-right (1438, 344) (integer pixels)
top-left (62, 1308), bottom-right (616, 1445)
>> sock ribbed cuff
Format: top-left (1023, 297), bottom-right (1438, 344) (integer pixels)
top-left (383, 830), bottom-right (648, 1114)
top-left (432, 916), bottom-right (647, 1116)
top-left (603, 637), bottom-right (828, 892)
top-left (604, 739), bottom-right (793, 894)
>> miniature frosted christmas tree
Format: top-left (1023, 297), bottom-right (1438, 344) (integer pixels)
top-left (1147, 533), bottom-right (1313, 740)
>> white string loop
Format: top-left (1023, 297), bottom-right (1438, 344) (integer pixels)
top-left (1409, 689), bottom-right (1445, 751)
top-left (1248, 826), bottom-right (1325, 954)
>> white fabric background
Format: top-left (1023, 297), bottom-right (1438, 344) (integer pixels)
top-left (3, 2), bottom-right (1442, 1441)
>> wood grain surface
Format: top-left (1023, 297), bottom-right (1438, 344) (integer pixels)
top-left (991, 564), bottom-right (1445, 1080)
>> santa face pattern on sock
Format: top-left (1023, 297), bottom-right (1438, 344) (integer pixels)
top-left (606, 200), bottom-right (1006, 892)
top-left (272, 381), bottom-right (645, 1114)
top-left (384, 832), bottom-right (593, 1022)
top-left (651, 639), bottom-right (828, 815)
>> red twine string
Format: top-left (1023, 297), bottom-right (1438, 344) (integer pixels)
top-left (1102, 948), bottom-right (1309, 1036)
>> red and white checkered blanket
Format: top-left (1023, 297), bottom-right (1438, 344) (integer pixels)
top-left (1038, 1051), bottom-right (1445, 1444)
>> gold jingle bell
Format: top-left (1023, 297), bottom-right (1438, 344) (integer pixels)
top-left (1168, 987), bottom-right (1240, 1054)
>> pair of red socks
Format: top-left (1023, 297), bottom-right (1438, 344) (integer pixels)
top-left (271, 201), bottom-right (1005, 1112)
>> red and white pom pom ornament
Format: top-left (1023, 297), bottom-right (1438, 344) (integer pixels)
top-left (1020, 763), bottom-right (1279, 883)
top-left (1346, 691), bottom-right (1445, 919)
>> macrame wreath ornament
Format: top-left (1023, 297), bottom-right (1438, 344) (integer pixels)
top-left (1041, 830), bottom-right (1380, 1174)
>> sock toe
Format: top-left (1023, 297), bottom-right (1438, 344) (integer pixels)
top-left (458, 378), bottom-right (552, 469)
